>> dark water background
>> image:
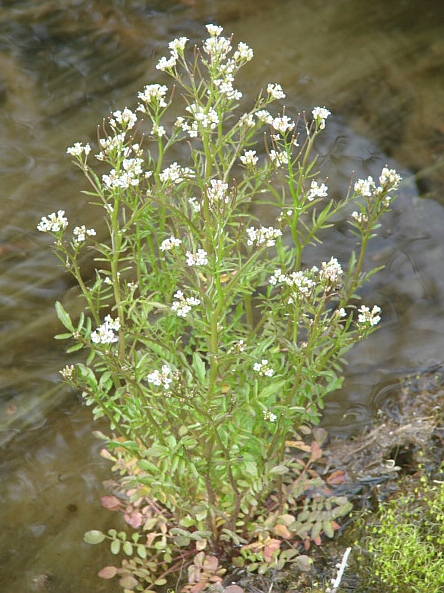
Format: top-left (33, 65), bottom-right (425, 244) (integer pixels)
top-left (1, 0), bottom-right (444, 590)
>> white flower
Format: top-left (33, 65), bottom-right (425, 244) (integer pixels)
top-left (186, 249), bottom-right (208, 266)
top-left (240, 150), bottom-right (258, 167)
top-left (109, 108), bottom-right (137, 130)
top-left (66, 142), bottom-right (91, 157)
top-left (351, 211), bottom-right (368, 224)
top-left (319, 257), bottom-right (343, 285)
top-left (233, 42), bottom-right (253, 62)
top-left (206, 24), bottom-right (224, 37)
top-left (171, 291), bottom-right (201, 317)
top-left (253, 359), bottom-right (274, 377)
top-left (189, 197), bottom-right (201, 213)
top-left (203, 35), bottom-right (232, 60)
top-left (312, 106), bottom-right (331, 130)
top-left (91, 315), bottom-right (121, 344)
top-left (159, 162), bottom-right (194, 184)
top-left (151, 124), bottom-right (166, 137)
top-left (269, 150), bottom-right (289, 167)
top-left (239, 112), bottom-right (255, 127)
top-left (307, 180), bottom-right (328, 200)
top-left (37, 210), bottom-right (68, 232)
top-left (169, 37), bottom-right (188, 52)
top-left (272, 115), bottom-right (295, 134)
top-left (147, 364), bottom-right (176, 390)
top-left (267, 83), bottom-right (285, 100)
top-left (156, 55), bottom-right (177, 71)
top-left (207, 179), bottom-right (229, 204)
top-left (73, 225), bottom-right (96, 243)
top-left (354, 176), bottom-right (375, 197)
top-left (96, 132), bottom-right (126, 160)
top-left (338, 308), bottom-right (347, 318)
top-left (59, 365), bottom-right (75, 380)
top-left (379, 167), bottom-right (402, 190)
top-left (247, 226), bottom-right (282, 247)
top-left (357, 305), bottom-right (381, 327)
top-left (185, 103), bottom-right (219, 136)
top-left (160, 235), bottom-right (182, 251)
top-left (263, 410), bottom-right (277, 422)
top-left (137, 84), bottom-right (168, 108)
top-left (256, 110), bottom-right (273, 124)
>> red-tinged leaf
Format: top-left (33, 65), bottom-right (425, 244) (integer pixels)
top-left (285, 440), bottom-right (311, 452)
top-left (101, 496), bottom-right (121, 511)
top-left (98, 566), bottom-right (117, 579)
top-left (224, 586), bottom-right (244, 593)
top-left (119, 575), bottom-right (138, 589)
top-left (331, 520), bottom-right (341, 531)
top-left (190, 580), bottom-right (208, 593)
top-left (326, 470), bottom-right (347, 485)
top-left (274, 523), bottom-right (292, 539)
top-left (309, 441), bottom-right (323, 463)
top-left (313, 535), bottom-right (322, 546)
top-left (203, 555), bottom-right (219, 572)
top-left (263, 539), bottom-right (281, 562)
top-left (124, 511), bottom-right (143, 528)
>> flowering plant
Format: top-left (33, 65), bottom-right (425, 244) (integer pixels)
top-left (39, 25), bottom-right (400, 592)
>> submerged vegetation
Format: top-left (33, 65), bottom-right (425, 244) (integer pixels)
top-left (38, 25), bottom-right (400, 592)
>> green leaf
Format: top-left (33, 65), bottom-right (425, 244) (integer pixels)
top-left (83, 530), bottom-right (106, 544)
top-left (110, 540), bottom-right (121, 554)
top-left (269, 465), bottom-right (289, 475)
top-left (54, 332), bottom-right (73, 340)
top-left (123, 541), bottom-right (133, 556)
top-left (67, 342), bottom-right (84, 353)
top-left (323, 520), bottom-right (334, 538)
top-left (55, 301), bottom-right (75, 331)
top-left (192, 352), bottom-right (206, 384)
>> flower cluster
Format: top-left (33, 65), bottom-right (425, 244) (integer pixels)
top-left (269, 268), bottom-right (317, 300)
top-left (240, 150), bottom-right (258, 167)
top-left (307, 180), bottom-right (328, 201)
top-left (159, 162), bottom-right (195, 184)
top-left (171, 290), bottom-right (201, 317)
top-left (207, 179), bottom-right (230, 205)
top-left (156, 37), bottom-right (188, 71)
top-left (267, 83), bottom-right (286, 100)
top-left (102, 157), bottom-right (144, 190)
top-left (186, 249), bottom-right (208, 266)
top-left (253, 359), bottom-right (274, 377)
top-left (272, 115), bottom-right (295, 134)
top-left (90, 315), bottom-right (121, 345)
top-left (357, 305), bottom-right (382, 327)
top-left (246, 226), bottom-right (283, 247)
top-left (137, 84), bottom-right (168, 110)
top-left (147, 365), bottom-right (176, 390)
top-left (37, 210), bottom-right (68, 233)
top-left (263, 410), bottom-right (277, 422)
top-left (66, 142), bottom-right (91, 158)
top-left (109, 108), bottom-right (137, 131)
top-left (269, 149), bottom-right (289, 167)
top-left (319, 257), bottom-right (343, 286)
top-left (184, 103), bottom-right (219, 137)
top-left (73, 226), bottom-right (96, 243)
top-left (312, 106), bottom-right (331, 130)
top-left (160, 235), bottom-right (182, 252)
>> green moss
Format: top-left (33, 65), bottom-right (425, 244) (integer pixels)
top-left (364, 473), bottom-right (444, 592)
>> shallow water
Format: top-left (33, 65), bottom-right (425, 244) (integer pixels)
top-left (1, 0), bottom-right (444, 589)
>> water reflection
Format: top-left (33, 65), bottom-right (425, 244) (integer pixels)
top-left (2, 0), bottom-right (444, 589)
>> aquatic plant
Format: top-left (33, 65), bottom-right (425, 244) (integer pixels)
top-left (38, 25), bottom-right (400, 592)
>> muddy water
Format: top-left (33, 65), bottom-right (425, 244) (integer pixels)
top-left (1, 0), bottom-right (444, 590)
